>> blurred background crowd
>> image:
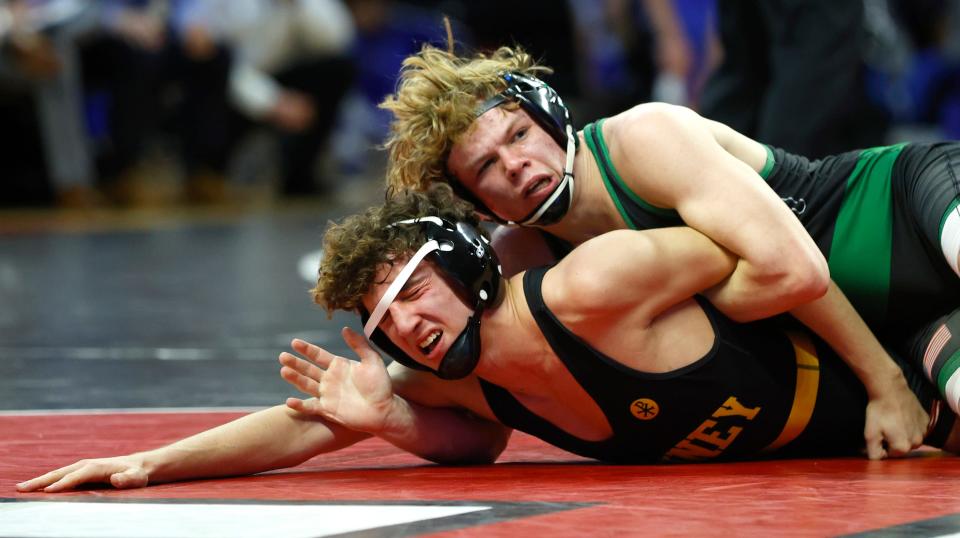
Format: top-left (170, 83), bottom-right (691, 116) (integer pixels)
top-left (1, 0), bottom-right (959, 210)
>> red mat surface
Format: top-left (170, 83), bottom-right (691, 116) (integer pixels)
top-left (4, 411), bottom-right (960, 536)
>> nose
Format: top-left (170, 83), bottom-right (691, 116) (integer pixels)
top-left (498, 146), bottom-right (527, 182)
top-left (386, 301), bottom-right (419, 340)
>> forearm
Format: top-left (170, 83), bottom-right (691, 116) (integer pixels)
top-left (140, 405), bottom-right (370, 484)
top-left (703, 256), bottom-right (829, 321)
top-left (378, 396), bottom-right (508, 465)
top-left (787, 281), bottom-right (905, 396)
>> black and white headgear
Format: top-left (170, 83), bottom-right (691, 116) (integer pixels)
top-left (360, 216), bottom-right (501, 380)
top-left (456, 72), bottom-right (578, 227)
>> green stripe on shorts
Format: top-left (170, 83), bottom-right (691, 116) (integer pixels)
top-left (827, 144), bottom-right (906, 326)
top-left (937, 350), bottom-right (960, 397)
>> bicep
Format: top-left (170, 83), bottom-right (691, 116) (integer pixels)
top-left (672, 163), bottom-right (812, 266)
top-left (613, 105), bottom-right (810, 262)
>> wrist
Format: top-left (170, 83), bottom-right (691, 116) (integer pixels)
top-left (130, 451), bottom-right (157, 481)
top-left (864, 365), bottom-right (908, 397)
top-left (138, 447), bottom-right (185, 484)
top-left (377, 394), bottom-right (414, 438)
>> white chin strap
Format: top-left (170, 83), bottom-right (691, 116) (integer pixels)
top-left (363, 240), bottom-right (441, 338)
top-left (509, 124), bottom-right (577, 227)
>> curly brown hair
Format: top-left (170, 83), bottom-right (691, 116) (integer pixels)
top-left (380, 42), bottom-right (551, 195)
top-left (312, 183), bottom-right (480, 316)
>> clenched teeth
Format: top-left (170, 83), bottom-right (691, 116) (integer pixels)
top-left (419, 330), bottom-right (441, 353)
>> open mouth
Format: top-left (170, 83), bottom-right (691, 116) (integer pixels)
top-left (419, 330), bottom-right (442, 356)
top-left (525, 175), bottom-right (553, 198)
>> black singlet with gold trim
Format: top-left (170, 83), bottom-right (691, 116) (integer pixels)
top-left (477, 266), bottom-right (943, 463)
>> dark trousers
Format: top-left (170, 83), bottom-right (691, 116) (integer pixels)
top-left (700, 0), bottom-right (887, 158)
top-left (273, 56), bottom-right (354, 195)
top-left (81, 33), bottom-right (234, 180)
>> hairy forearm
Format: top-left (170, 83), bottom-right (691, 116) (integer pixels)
top-left (378, 396), bottom-right (508, 465)
top-left (140, 405), bottom-right (370, 484)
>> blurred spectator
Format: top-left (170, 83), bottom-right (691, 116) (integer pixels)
top-left (568, 0), bottom-right (651, 119)
top-left (664, 0), bottom-right (719, 107)
top-left (458, 0), bottom-right (580, 99)
top-left (332, 0), bottom-right (451, 178)
top-left (700, 0), bottom-right (887, 159)
top-left (864, 0), bottom-right (960, 141)
top-left (0, 0), bottom-right (99, 208)
top-left (567, 0), bottom-right (718, 121)
top-left (80, 0), bottom-right (355, 204)
top-left (184, 0), bottom-right (356, 197)
top-left (80, 0), bottom-right (235, 205)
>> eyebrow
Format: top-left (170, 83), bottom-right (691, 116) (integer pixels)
top-left (369, 265), bottom-right (427, 323)
top-left (389, 262), bottom-right (431, 300)
top-left (398, 269), bottom-right (426, 295)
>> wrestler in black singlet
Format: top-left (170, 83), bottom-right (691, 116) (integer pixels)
top-left (476, 266), bottom-right (952, 464)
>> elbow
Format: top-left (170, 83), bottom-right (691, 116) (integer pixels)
top-left (795, 250), bottom-right (830, 300)
top-left (768, 252), bottom-right (829, 306)
top-left (422, 428), bottom-right (509, 466)
top-left (783, 269), bottom-right (829, 306)
top-left (423, 446), bottom-right (501, 466)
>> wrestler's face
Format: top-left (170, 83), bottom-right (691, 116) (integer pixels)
top-left (362, 258), bottom-right (471, 370)
top-left (448, 106), bottom-right (566, 222)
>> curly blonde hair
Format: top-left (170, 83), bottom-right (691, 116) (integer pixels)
top-left (312, 183), bottom-right (480, 316)
top-left (380, 43), bottom-right (551, 195)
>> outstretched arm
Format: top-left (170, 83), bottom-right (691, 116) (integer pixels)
top-left (16, 404), bottom-right (370, 493)
top-left (281, 329), bottom-right (511, 465)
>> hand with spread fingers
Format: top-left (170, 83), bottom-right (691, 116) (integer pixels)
top-left (17, 455), bottom-right (149, 493)
top-left (280, 328), bottom-right (396, 434)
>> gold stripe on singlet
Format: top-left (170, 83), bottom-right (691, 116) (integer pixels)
top-left (762, 331), bottom-right (821, 454)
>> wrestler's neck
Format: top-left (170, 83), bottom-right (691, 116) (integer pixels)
top-left (473, 274), bottom-right (557, 394)
top-left (538, 144), bottom-right (626, 245)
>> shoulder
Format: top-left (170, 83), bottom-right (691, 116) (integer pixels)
top-left (599, 103), bottom-right (726, 206)
top-left (601, 104), bottom-right (708, 174)
top-left (604, 102), bottom-right (702, 143)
